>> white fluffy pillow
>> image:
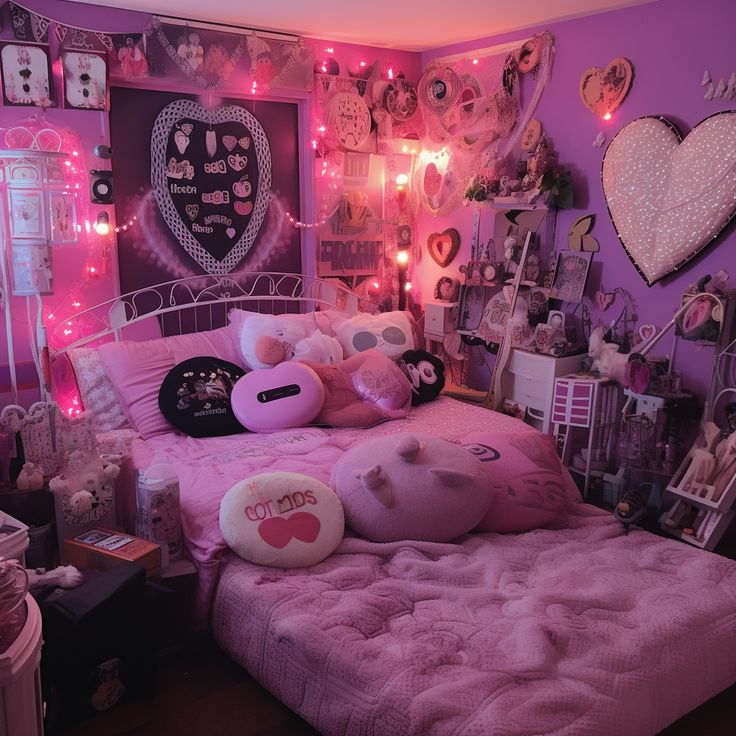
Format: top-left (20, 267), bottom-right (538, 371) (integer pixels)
top-left (335, 311), bottom-right (416, 361)
top-left (219, 472), bottom-right (344, 567)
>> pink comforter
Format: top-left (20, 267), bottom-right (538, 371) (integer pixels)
top-left (132, 398), bottom-right (533, 612)
top-left (213, 510), bottom-right (736, 735)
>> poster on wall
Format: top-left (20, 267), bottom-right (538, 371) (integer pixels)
top-left (318, 153), bottom-right (384, 277)
top-left (110, 87), bottom-right (302, 297)
top-left (61, 51), bottom-right (108, 110)
top-left (49, 192), bottom-right (78, 243)
top-left (11, 243), bottom-right (53, 295)
top-left (9, 189), bottom-right (46, 239)
top-left (0, 41), bottom-right (54, 107)
top-left (150, 98), bottom-right (272, 275)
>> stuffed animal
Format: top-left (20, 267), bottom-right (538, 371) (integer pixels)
top-left (240, 313), bottom-right (344, 370)
top-left (588, 326), bottom-right (629, 384)
top-left (16, 462), bottom-right (44, 491)
top-left (399, 350), bottom-right (445, 406)
top-left (49, 449), bottom-right (120, 520)
top-left (330, 432), bottom-right (492, 542)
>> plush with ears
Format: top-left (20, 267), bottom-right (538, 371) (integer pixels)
top-left (330, 433), bottom-right (492, 542)
top-left (588, 326), bottom-right (629, 384)
top-left (219, 472), bottom-right (344, 567)
top-left (399, 350), bottom-right (445, 406)
top-left (49, 449), bottom-right (120, 517)
top-left (16, 462), bottom-right (44, 491)
top-left (238, 313), bottom-right (344, 370)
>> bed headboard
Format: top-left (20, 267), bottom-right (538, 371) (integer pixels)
top-left (50, 272), bottom-right (359, 355)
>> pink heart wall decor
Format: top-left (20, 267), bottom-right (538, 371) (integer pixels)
top-left (602, 112), bottom-right (736, 286)
top-left (579, 57), bottom-right (633, 118)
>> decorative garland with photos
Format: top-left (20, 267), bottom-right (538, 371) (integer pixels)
top-left (151, 17), bottom-right (245, 90)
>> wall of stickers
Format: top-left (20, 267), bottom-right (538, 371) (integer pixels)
top-left (415, 0), bottom-right (736, 403)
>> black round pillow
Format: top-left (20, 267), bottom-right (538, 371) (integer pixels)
top-left (158, 356), bottom-right (247, 437)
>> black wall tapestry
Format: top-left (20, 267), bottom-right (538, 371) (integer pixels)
top-left (110, 87), bottom-right (302, 295)
top-left (151, 99), bottom-right (271, 274)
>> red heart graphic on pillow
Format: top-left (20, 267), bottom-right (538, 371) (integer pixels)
top-left (258, 512), bottom-right (321, 549)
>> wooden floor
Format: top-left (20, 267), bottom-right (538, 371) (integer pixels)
top-left (62, 637), bottom-right (735, 736)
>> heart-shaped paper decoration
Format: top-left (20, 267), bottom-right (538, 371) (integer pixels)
top-left (222, 135), bottom-right (237, 151)
top-left (602, 112), bottom-right (736, 286)
top-left (580, 57), bottom-right (633, 118)
top-left (427, 228), bottom-right (460, 267)
top-left (152, 99), bottom-right (271, 275)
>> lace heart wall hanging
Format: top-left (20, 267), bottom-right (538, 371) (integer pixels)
top-left (602, 111), bottom-right (736, 286)
top-left (151, 99), bottom-right (271, 275)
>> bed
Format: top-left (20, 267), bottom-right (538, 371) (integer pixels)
top-left (51, 273), bottom-right (736, 736)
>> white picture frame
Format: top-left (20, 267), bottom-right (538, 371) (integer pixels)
top-left (11, 242), bottom-right (53, 295)
top-left (0, 41), bottom-right (54, 108)
top-left (9, 189), bottom-right (46, 240)
top-left (62, 50), bottom-right (108, 111)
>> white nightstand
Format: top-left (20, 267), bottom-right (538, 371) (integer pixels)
top-left (500, 348), bottom-right (584, 433)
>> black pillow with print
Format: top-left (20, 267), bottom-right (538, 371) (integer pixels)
top-left (158, 356), bottom-right (246, 437)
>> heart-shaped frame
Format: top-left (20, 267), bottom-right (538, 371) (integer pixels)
top-left (580, 57), bottom-right (633, 117)
top-left (427, 228), bottom-right (461, 267)
top-left (602, 111), bottom-right (736, 286)
top-left (151, 99), bottom-right (271, 275)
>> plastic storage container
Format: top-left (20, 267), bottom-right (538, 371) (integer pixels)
top-left (136, 457), bottom-right (182, 568)
top-left (0, 595), bottom-right (44, 736)
top-left (0, 512), bottom-right (29, 564)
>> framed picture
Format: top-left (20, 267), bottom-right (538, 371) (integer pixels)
top-left (550, 250), bottom-right (593, 303)
top-left (49, 192), bottom-right (78, 244)
top-left (9, 189), bottom-right (46, 240)
top-left (0, 41), bottom-right (54, 107)
top-left (61, 50), bottom-right (108, 111)
top-left (11, 242), bottom-right (54, 295)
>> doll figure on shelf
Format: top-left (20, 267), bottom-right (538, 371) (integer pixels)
top-left (503, 236), bottom-right (521, 279)
top-left (434, 276), bottom-right (460, 302)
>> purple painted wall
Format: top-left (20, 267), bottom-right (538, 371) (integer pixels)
top-left (415, 0), bottom-right (736, 404)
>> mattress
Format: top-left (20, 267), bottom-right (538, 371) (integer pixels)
top-left (212, 515), bottom-right (736, 736)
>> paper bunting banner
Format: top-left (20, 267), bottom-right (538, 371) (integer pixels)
top-left (150, 17), bottom-right (246, 90)
top-left (9, 1), bottom-right (50, 43)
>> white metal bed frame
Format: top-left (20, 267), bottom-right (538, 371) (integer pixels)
top-left (40, 272), bottom-right (359, 396)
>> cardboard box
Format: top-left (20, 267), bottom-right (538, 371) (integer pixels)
top-left (63, 529), bottom-right (161, 577)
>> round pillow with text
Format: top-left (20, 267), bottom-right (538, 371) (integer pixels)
top-left (158, 356), bottom-right (246, 437)
top-left (219, 472), bottom-right (344, 567)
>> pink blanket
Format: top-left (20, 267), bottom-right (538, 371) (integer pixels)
top-left (213, 509), bottom-right (736, 735)
top-left (131, 398), bottom-right (534, 612)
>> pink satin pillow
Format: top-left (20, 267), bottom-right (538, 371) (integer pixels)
top-left (460, 431), bottom-right (581, 533)
top-left (305, 349), bottom-right (412, 428)
top-left (98, 327), bottom-right (243, 439)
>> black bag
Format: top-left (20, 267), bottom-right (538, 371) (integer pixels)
top-left (41, 562), bottom-right (158, 732)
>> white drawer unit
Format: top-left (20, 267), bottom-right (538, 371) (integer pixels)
top-left (500, 349), bottom-right (583, 433)
top-left (423, 300), bottom-right (457, 341)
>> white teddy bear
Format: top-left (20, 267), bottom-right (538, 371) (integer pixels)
top-left (49, 449), bottom-right (120, 519)
top-left (16, 462), bottom-right (44, 491)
